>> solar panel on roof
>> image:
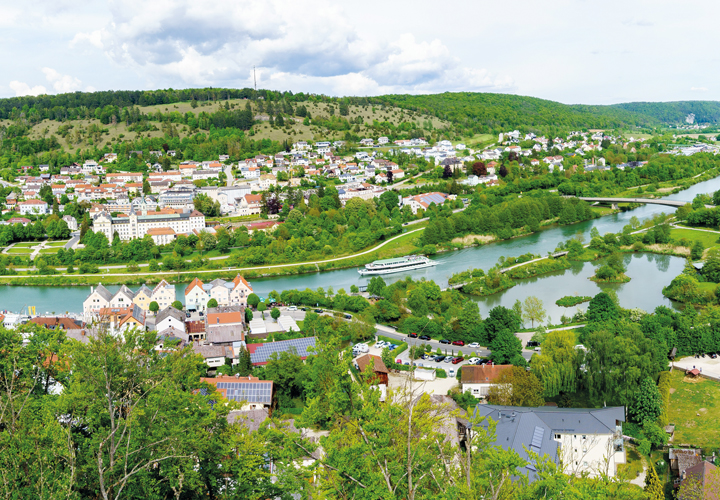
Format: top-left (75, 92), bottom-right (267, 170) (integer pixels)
top-left (530, 426), bottom-right (544, 450)
top-left (250, 337), bottom-right (317, 364)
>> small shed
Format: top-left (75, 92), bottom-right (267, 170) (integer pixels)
top-left (686, 368), bottom-right (701, 378)
top-left (669, 448), bottom-right (702, 476)
top-left (355, 354), bottom-right (389, 385)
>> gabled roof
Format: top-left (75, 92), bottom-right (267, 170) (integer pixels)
top-left (156, 306), bottom-right (185, 326)
top-left (356, 353), bottom-right (389, 374)
top-left (202, 375), bottom-right (273, 405)
top-left (114, 284), bottom-right (136, 300)
top-left (185, 277), bottom-right (205, 296)
top-left (232, 274), bottom-right (252, 291)
top-left (681, 461), bottom-right (719, 500)
top-left (92, 284), bottom-right (113, 302)
top-left (29, 316), bottom-right (83, 330)
top-left (135, 284), bottom-right (153, 298)
top-left (152, 279), bottom-right (174, 296)
top-left (461, 364), bottom-right (512, 384)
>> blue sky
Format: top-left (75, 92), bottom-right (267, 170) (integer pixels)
top-left (1, 0), bottom-right (717, 104)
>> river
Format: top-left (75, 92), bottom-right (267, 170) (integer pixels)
top-left (1, 175), bottom-right (717, 317)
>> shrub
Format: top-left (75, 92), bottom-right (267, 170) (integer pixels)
top-left (555, 295), bottom-right (592, 307)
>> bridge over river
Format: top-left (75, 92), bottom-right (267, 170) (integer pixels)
top-left (576, 197), bottom-right (694, 208)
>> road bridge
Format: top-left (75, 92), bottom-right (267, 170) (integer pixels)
top-left (577, 197), bottom-right (692, 209)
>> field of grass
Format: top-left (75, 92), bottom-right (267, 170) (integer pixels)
top-left (374, 225), bottom-right (426, 259)
top-left (45, 241), bottom-right (69, 247)
top-left (6, 248), bottom-right (33, 254)
top-left (12, 242), bottom-right (39, 247)
top-left (670, 228), bottom-right (720, 249)
top-left (667, 369), bottom-right (720, 449)
top-left (39, 248), bottom-right (61, 254)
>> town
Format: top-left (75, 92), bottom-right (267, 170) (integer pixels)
top-left (2, 92), bottom-right (720, 499)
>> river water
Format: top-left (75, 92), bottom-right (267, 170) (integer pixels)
top-left (1, 176), bottom-right (718, 318)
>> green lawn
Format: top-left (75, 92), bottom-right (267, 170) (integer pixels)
top-left (6, 248), bottom-right (34, 254)
top-left (668, 369), bottom-right (720, 449)
top-left (13, 242), bottom-right (39, 248)
top-left (39, 248), bottom-right (61, 254)
top-left (670, 228), bottom-right (720, 250)
top-left (46, 241), bottom-right (69, 247)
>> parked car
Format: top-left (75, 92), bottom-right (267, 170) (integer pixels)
top-left (444, 357), bottom-right (454, 363)
top-left (287, 305), bottom-right (297, 311)
top-left (439, 339), bottom-right (451, 344)
top-left (314, 309), bottom-right (323, 314)
top-left (388, 344), bottom-right (398, 350)
top-left (467, 342), bottom-right (480, 348)
top-left (375, 341), bottom-right (388, 348)
top-left (408, 332), bottom-right (418, 338)
top-left (419, 335), bottom-right (431, 341)
top-left (448, 368), bottom-right (456, 377)
top-left (526, 340), bottom-right (540, 348)
top-left (452, 340), bottom-right (465, 346)
top-left (198, 311), bottom-right (204, 317)
top-left (300, 307), bottom-right (307, 311)
top-left (344, 314), bottom-right (352, 319)
top-left (467, 357), bottom-right (480, 364)
top-left (452, 357), bottom-right (464, 364)
top-left (434, 355), bottom-right (446, 362)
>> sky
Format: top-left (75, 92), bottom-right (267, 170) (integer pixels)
top-left (1, 0), bottom-right (718, 105)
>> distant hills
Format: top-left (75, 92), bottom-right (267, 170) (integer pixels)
top-left (378, 92), bottom-right (720, 135)
top-left (2, 88), bottom-right (719, 138)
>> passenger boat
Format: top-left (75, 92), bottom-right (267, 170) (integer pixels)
top-left (358, 255), bottom-right (437, 276)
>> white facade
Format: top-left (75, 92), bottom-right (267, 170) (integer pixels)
top-left (92, 209), bottom-right (205, 242)
top-left (18, 200), bottom-right (48, 215)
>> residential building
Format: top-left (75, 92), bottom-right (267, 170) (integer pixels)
top-left (460, 364), bottom-right (513, 397)
top-left (83, 284), bottom-right (114, 316)
top-left (62, 215), bottom-right (78, 231)
top-left (475, 405), bottom-right (626, 482)
top-left (150, 280), bottom-right (176, 310)
top-left (201, 375), bottom-right (273, 410)
top-left (401, 192), bottom-right (451, 214)
top-left (29, 316), bottom-right (84, 331)
top-left (354, 354), bottom-right (389, 385)
top-left (155, 306), bottom-right (186, 333)
top-left (109, 285), bottom-right (135, 308)
top-left (18, 199), bottom-right (49, 215)
top-left (193, 345), bottom-right (234, 368)
top-left (146, 227), bottom-right (177, 245)
top-left (97, 305), bottom-right (145, 334)
top-left (677, 460), bottom-right (718, 498)
top-left (248, 337), bottom-right (316, 366)
top-left (133, 285), bottom-right (153, 310)
top-left (185, 275), bottom-right (253, 311)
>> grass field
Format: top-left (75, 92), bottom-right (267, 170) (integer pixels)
top-left (13, 242), bottom-right (39, 247)
top-left (46, 241), bottom-right (69, 247)
top-left (6, 248), bottom-right (34, 254)
top-left (668, 369), bottom-right (720, 449)
top-left (670, 228), bottom-right (720, 249)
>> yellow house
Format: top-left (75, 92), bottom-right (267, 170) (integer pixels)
top-left (133, 284), bottom-right (153, 311)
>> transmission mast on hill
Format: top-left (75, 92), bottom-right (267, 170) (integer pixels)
top-left (254, 66), bottom-right (257, 92)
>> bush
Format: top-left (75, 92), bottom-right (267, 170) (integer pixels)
top-left (555, 295), bottom-right (592, 307)
top-left (436, 368), bottom-right (447, 378)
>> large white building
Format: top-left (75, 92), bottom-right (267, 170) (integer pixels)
top-left (92, 203), bottom-right (205, 242)
top-left (18, 199), bottom-right (48, 215)
top-left (185, 275), bottom-right (253, 311)
top-left (83, 281), bottom-right (176, 317)
top-left (476, 405), bottom-right (626, 482)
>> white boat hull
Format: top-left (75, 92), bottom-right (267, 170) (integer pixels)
top-left (358, 261), bottom-right (438, 276)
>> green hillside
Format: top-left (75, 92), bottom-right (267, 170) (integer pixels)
top-left (608, 100), bottom-right (720, 124)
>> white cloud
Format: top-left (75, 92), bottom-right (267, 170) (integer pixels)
top-left (691, 87), bottom-right (708, 92)
top-left (9, 81), bottom-right (47, 96)
top-left (42, 67), bottom-right (82, 92)
top-left (69, 0), bottom-right (512, 95)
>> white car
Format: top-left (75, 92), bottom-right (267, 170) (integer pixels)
top-left (467, 342), bottom-right (480, 348)
top-left (466, 357), bottom-right (480, 364)
top-left (287, 305), bottom-right (297, 311)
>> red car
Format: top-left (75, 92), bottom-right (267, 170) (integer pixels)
top-left (451, 357), bottom-right (464, 364)
top-left (407, 333), bottom-right (418, 338)
top-left (451, 340), bottom-right (465, 346)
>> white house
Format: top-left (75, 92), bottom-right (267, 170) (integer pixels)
top-left (155, 306), bottom-right (186, 332)
top-left (476, 405), bottom-right (626, 482)
top-left (18, 199), bottom-right (48, 215)
top-left (460, 364), bottom-right (513, 397)
top-left (184, 275), bottom-right (253, 311)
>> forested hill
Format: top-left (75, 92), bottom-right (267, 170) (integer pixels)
top-left (377, 92), bottom-right (648, 134)
top-left (378, 92), bottom-right (720, 135)
top-left (609, 100), bottom-right (720, 124)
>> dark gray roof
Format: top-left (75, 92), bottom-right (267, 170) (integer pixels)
top-left (93, 284), bottom-right (113, 302)
top-left (206, 325), bottom-right (244, 344)
top-left (156, 306), bottom-right (185, 325)
top-left (227, 408), bottom-right (269, 430)
top-left (474, 405), bottom-right (624, 482)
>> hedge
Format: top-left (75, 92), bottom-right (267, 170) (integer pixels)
top-left (378, 335), bottom-right (409, 357)
top-left (658, 371), bottom-right (671, 427)
top-left (436, 368), bottom-right (447, 378)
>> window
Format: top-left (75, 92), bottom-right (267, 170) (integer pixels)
top-left (554, 433), bottom-right (561, 440)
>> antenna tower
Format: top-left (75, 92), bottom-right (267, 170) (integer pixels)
top-left (254, 66), bottom-right (257, 91)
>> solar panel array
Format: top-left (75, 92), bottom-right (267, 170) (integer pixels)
top-left (217, 382), bottom-right (273, 404)
top-left (419, 193), bottom-right (447, 205)
top-left (251, 337), bottom-right (317, 364)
